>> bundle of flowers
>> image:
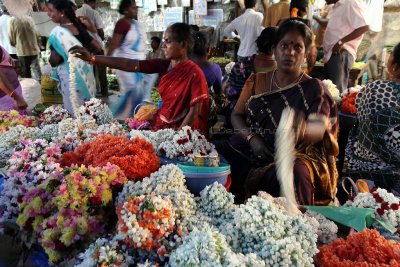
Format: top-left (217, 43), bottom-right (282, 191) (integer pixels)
top-left (78, 98), bottom-right (114, 125)
top-left (197, 182), bottom-right (236, 227)
top-left (125, 118), bottom-right (151, 130)
top-left (340, 85), bottom-right (362, 115)
top-left (20, 163), bottom-right (127, 263)
top-left (0, 139), bottom-right (63, 229)
top-left (117, 164), bottom-right (197, 230)
top-left (222, 195), bottom-right (318, 266)
top-left (116, 194), bottom-right (182, 264)
top-left (344, 188), bottom-right (400, 234)
top-left (41, 105), bottom-right (70, 125)
top-left (61, 135), bottom-right (160, 181)
top-left (303, 209), bottom-right (338, 244)
top-left (157, 126), bottom-right (218, 161)
top-left (169, 226), bottom-right (266, 267)
top-left (37, 124), bottom-right (59, 141)
top-left (129, 128), bottom-right (175, 150)
top-left (322, 79), bottom-right (341, 103)
top-left (315, 229), bottom-right (400, 267)
top-left (76, 236), bottom-right (132, 267)
top-left (0, 110), bottom-right (38, 134)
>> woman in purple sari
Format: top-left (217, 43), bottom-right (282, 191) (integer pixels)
top-left (0, 45), bottom-right (27, 111)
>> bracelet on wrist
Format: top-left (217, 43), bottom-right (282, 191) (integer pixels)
top-left (89, 55), bottom-right (96, 65)
top-left (245, 133), bottom-right (255, 143)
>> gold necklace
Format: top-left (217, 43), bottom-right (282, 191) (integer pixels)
top-left (272, 69), bottom-right (305, 90)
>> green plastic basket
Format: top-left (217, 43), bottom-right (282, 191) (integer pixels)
top-left (177, 162), bottom-right (230, 174)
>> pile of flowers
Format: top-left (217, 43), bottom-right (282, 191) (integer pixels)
top-left (322, 79), bottom-right (341, 103)
top-left (125, 104), bottom-right (158, 130)
top-left (315, 229), bottom-right (400, 266)
top-left (340, 85), bottom-right (362, 115)
top-left (131, 126), bottom-right (217, 161)
top-left (303, 209), bottom-right (338, 244)
top-left (0, 110), bottom-right (38, 134)
top-left (41, 105), bottom-right (70, 125)
top-left (116, 195), bottom-right (182, 264)
top-left (18, 163), bottom-right (127, 263)
top-left (61, 135), bottom-right (160, 181)
top-left (0, 139), bottom-right (63, 229)
top-left (344, 188), bottom-right (400, 234)
top-left (78, 98), bottom-right (114, 125)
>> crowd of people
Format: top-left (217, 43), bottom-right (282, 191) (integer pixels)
top-left (0, 0), bottom-right (399, 203)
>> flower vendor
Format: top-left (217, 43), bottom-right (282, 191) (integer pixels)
top-left (70, 23), bottom-right (209, 135)
top-left (215, 19), bottom-right (339, 205)
top-left (0, 45), bottom-right (28, 111)
top-left (345, 42), bottom-right (400, 195)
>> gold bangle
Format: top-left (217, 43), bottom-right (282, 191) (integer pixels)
top-left (89, 55), bottom-right (96, 65)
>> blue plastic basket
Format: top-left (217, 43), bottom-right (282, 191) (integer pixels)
top-left (182, 169), bottom-right (231, 195)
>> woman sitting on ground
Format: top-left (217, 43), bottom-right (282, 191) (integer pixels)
top-left (345, 43), bottom-right (400, 195)
top-left (0, 45), bottom-right (28, 111)
top-left (70, 23), bottom-right (209, 134)
top-left (215, 19), bottom-right (339, 205)
top-left (253, 27), bottom-right (277, 73)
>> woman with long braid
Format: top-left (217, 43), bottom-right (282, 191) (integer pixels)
top-left (46, 0), bottom-right (101, 116)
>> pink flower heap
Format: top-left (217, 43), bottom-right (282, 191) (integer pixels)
top-left (0, 139), bottom-right (63, 229)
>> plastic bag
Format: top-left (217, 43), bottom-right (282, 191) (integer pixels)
top-left (20, 78), bottom-right (41, 111)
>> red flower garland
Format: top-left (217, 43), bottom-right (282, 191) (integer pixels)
top-left (315, 229), bottom-right (400, 267)
top-left (61, 135), bottom-right (160, 181)
top-left (340, 91), bottom-right (358, 115)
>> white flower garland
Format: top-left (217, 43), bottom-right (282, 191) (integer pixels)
top-left (68, 53), bottom-right (81, 117)
top-left (78, 98), bottom-right (114, 125)
top-left (322, 79), bottom-right (341, 103)
top-left (42, 105), bottom-right (70, 125)
top-left (304, 210), bottom-right (338, 244)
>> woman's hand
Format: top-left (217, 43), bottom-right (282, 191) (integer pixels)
top-left (69, 46), bottom-right (92, 61)
top-left (13, 93), bottom-right (28, 110)
top-left (249, 135), bottom-right (274, 162)
top-left (78, 16), bottom-right (97, 33)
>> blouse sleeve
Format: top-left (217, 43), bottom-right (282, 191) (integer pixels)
top-left (139, 59), bottom-right (171, 75)
top-left (211, 63), bottom-right (223, 95)
top-left (233, 73), bottom-right (256, 114)
top-left (190, 68), bottom-right (209, 106)
top-left (113, 19), bottom-right (131, 36)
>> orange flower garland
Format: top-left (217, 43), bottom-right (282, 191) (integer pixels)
top-left (315, 229), bottom-right (400, 267)
top-left (340, 91), bottom-right (358, 115)
top-left (61, 135), bottom-right (160, 181)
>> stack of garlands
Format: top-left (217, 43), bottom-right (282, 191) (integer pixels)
top-left (0, 110), bottom-right (38, 134)
top-left (61, 135), bottom-right (160, 181)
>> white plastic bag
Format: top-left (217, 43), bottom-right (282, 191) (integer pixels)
top-left (20, 78), bottom-right (41, 111)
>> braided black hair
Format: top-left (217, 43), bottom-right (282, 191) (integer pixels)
top-left (192, 31), bottom-right (207, 58)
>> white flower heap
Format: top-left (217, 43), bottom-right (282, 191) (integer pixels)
top-left (344, 188), bottom-right (400, 232)
top-left (116, 194), bottom-right (179, 262)
top-left (341, 84), bottom-right (363, 98)
top-left (223, 195), bottom-right (318, 266)
top-left (303, 210), bottom-right (338, 244)
top-left (130, 128), bottom-right (175, 150)
top-left (169, 226), bottom-right (266, 267)
top-left (198, 182), bottom-right (236, 227)
top-left (117, 164), bottom-right (197, 231)
top-left (322, 79), bottom-right (341, 103)
top-left (78, 98), bottom-right (114, 125)
top-left (42, 105), bottom-right (70, 125)
top-left (76, 237), bottom-right (132, 267)
top-left (160, 126), bottom-right (217, 161)
top-left (0, 139), bottom-right (63, 229)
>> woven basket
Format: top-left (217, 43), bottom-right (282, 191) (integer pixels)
top-left (41, 74), bottom-right (63, 104)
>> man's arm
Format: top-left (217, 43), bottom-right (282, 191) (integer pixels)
top-left (332, 25), bottom-right (369, 54)
top-left (223, 20), bottom-right (237, 38)
top-left (313, 15), bottom-right (328, 27)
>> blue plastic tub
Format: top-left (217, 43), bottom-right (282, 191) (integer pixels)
top-left (183, 169), bottom-right (231, 195)
top-left (177, 162), bottom-right (230, 174)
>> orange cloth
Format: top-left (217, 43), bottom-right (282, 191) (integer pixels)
top-left (263, 0), bottom-right (290, 27)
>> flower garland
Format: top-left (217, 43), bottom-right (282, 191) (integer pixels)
top-left (315, 229), bottom-right (400, 267)
top-left (304, 209), bottom-right (338, 244)
top-left (322, 79), bottom-right (341, 103)
top-left (68, 53), bottom-right (81, 117)
top-left (78, 98), bottom-right (114, 125)
top-left (0, 110), bottom-right (38, 134)
top-left (116, 194), bottom-right (182, 264)
top-left (41, 105), bottom-right (70, 125)
top-left (31, 163), bottom-right (127, 263)
top-left (169, 226), bottom-right (266, 267)
top-left (340, 85), bottom-right (362, 115)
top-left (117, 164), bottom-right (198, 232)
top-left (344, 188), bottom-right (400, 233)
top-left (61, 135), bottom-right (160, 181)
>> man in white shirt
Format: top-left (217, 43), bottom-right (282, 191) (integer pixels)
top-left (223, 0), bottom-right (264, 61)
top-left (76, 0), bottom-right (109, 96)
top-left (0, 5), bottom-right (16, 57)
top-left (316, 0), bottom-right (369, 91)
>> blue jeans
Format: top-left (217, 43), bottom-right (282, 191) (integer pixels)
top-left (325, 49), bottom-right (354, 92)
